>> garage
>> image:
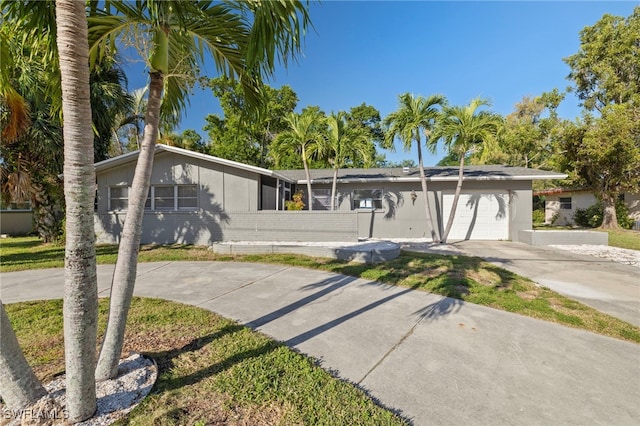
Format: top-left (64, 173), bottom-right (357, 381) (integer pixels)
top-left (442, 192), bottom-right (509, 240)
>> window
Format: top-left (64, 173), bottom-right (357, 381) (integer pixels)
top-left (154, 186), bottom-right (175, 210)
top-left (109, 186), bottom-right (128, 210)
top-left (352, 189), bottom-right (383, 210)
top-left (312, 189), bottom-right (337, 210)
top-left (559, 197), bottom-right (572, 210)
top-left (177, 185), bottom-right (197, 209)
top-left (112, 185), bottom-right (197, 211)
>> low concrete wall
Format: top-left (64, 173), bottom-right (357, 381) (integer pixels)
top-left (222, 211), bottom-right (359, 242)
top-left (519, 230), bottom-right (608, 246)
top-left (1, 211), bottom-right (33, 235)
top-left (211, 241), bottom-right (400, 264)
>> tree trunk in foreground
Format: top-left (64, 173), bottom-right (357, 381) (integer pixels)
top-left (96, 72), bottom-right (164, 381)
top-left (416, 140), bottom-right (438, 242)
top-left (0, 302), bottom-right (47, 409)
top-left (600, 193), bottom-right (619, 229)
top-left (440, 154), bottom-right (466, 243)
top-left (56, 0), bottom-right (99, 421)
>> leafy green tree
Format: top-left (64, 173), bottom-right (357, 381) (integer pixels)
top-left (564, 6), bottom-right (639, 112)
top-left (434, 98), bottom-right (503, 243)
top-left (558, 7), bottom-right (640, 228)
top-left (384, 93), bottom-right (446, 242)
top-left (203, 76), bottom-right (298, 167)
top-left (272, 109), bottom-right (326, 210)
top-left (324, 112), bottom-right (372, 210)
top-left (554, 104), bottom-right (640, 228)
top-left (487, 90), bottom-right (563, 169)
top-left (387, 159), bottom-right (418, 168)
top-left (88, 0), bottom-right (311, 380)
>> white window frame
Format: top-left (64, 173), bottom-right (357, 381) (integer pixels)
top-left (115, 184), bottom-right (198, 211)
top-left (108, 186), bottom-right (129, 211)
top-left (559, 197), bottom-right (572, 210)
top-left (177, 185), bottom-right (198, 210)
top-left (312, 188), bottom-right (338, 210)
top-left (352, 189), bottom-right (383, 210)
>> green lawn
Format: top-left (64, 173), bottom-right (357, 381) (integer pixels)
top-left (4, 298), bottom-right (406, 425)
top-left (2, 236), bottom-right (638, 343)
top-left (598, 228), bottom-right (640, 251)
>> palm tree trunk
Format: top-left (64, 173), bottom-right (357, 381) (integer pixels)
top-left (331, 167), bottom-right (338, 210)
top-left (0, 302), bottom-right (46, 409)
top-left (56, 0), bottom-right (99, 421)
top-left (441, 154), bottom-right (466, 243)
top-left (96, 72), bottom-right (164, 381)
top-left (302, 145), bottom-right (313, 211)
top-left (416, 140), bottom-right (437, 242)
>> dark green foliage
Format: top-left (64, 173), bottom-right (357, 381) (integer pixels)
top-left (573, 201), bottom-right (633, 229)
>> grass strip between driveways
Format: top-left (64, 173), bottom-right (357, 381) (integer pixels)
top-left (2, 236), bottom-right (639, 345)
top-left (4, 298), bottom-right (407, 425)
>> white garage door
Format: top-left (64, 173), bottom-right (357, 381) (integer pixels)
top-left (442, 192), bottom-right (509, 240)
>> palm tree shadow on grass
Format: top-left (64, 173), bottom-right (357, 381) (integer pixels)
top-left (145, 323), bottom-right (280, 393)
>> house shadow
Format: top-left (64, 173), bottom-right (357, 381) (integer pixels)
top-left (443, 192), bottom-right (509, 241)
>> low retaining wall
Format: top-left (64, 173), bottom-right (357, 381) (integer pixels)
top-left (211, 241), bottom-right (400, 264)
top-left (1, 210), bottom-right (33, 235)
top-left (519, 230), bottom-right (608, 246)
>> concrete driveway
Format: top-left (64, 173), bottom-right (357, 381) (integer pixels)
top-left (450, 240), bottom-right (640, 327)
top-left (1, 262), bottom-right (639, 425)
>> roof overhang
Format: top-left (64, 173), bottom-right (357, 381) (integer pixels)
top-left (95, 144), bottom-right (293, 182)
top-left (299, 174), bottom-right (568, 185)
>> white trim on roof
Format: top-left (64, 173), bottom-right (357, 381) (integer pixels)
top-left (299, 173), bottom-right (567, 185)
top-left (95, 144), bottom-right (293, 182)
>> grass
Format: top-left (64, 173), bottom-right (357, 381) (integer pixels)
top-left (2, 236), bottom-right (639, 344)
top-left (533, 224), bottom-right (640, 250)
top-left (3, 298), bottom-right (407, 425)
top-left (597, 228), bottom-right (640, 251)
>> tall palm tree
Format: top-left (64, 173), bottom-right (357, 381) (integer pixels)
top-left (434, 97), bottom-right (503, 243)
top-left (56, 0), bottom-right (99, 421)
top-left (384, 93), bottom-right (446, 242)
top-left (89, 0), bottom-right (311, 381)
top-left (325, 112), bottom-right (372, 210)
top-left (272, 110), bottom-right (325, 210)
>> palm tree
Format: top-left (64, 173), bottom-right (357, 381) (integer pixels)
top-left (325, 112), bottom-right (372, 210)
top-left (434, 97), bottom-right (503, 243)
top-left (384, 93), bottom-right (446, 242)
top-left (55, 0), bottom-right (99, 421)
top-left (272, 110), bottom-right (326, 210)
top-left (89, 0), bottom-right (311, 381)
top-left (0, 302), bottom-right (47, 410)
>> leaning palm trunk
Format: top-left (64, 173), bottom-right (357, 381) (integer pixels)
top-left (440, 154), bottom-right (466, 243)
top-left (56, 0), bottom-right (99, 421)
top-left (96, 72), bottom-right (164, 381)
top-left (0, 302), bottom-right (47, 409)
top-left (416, 141), bottom-right (437, 242)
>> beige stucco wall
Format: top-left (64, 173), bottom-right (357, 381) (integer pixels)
top-left (545, 191), bottom-right (639, 225)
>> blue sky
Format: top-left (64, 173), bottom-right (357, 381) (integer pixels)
top-left (125, 1), bottom-right (638, 166)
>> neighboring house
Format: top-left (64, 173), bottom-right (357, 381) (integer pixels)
top-left (94, 144), bottom-right (566, 245)
top-left (0, 202), bottom-right (33, 236)
top-left (538, 188), bottom-right (640, 226)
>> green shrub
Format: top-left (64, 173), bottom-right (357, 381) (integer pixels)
top-left (532, 209), bottom-right (545, 224)
top-left (573, 201), bottom-right (633, 229)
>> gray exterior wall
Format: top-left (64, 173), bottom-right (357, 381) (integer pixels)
top-left (95, 150), bottom-right (535, 244)
top-left (307, 179), bottom-right (533, 242)
top-left (1, 211), bottom-right (33, 235)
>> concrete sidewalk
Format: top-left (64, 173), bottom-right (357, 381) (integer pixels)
top-left (1, 262), bottom-right (639, 425)
top-left (449, 240), bottom-right (640, 327)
